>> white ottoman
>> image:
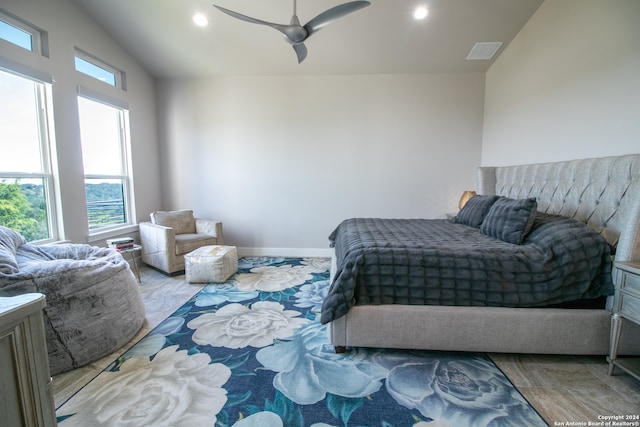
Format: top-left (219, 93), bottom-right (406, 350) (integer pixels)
top-left (184, 245), bottom-right (238, 283)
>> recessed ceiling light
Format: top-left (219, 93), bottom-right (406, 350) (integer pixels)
top-left (192, 13), bottom-right (209, 27)
top-left (414, 6), bottom-right (429, 20)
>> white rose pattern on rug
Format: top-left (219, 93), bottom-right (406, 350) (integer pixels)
top-left (188, 301), bottom-right (309, 349)
top-left (56, 257), bottom-right (547, 427)
top-left (234, 264), bottom-right (315, 292)
top-left (56, 346), bottom-right (231, 426)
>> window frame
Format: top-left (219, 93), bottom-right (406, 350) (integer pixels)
top-left (74, 49), bottom-right (126, 90)
top-left (0, 11), bottom-right (46, 55)
top-left (0, 66), bottom-right (59, 243)
top-left (77, 90), bottom-right (135, 236)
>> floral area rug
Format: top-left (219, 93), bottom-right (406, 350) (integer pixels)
top-left (56, 257), bottom-right (547, 427)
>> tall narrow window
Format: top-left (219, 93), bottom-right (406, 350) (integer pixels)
top-left (0, 69), bottom-right (57, 242)
top-left (77, 96), bottom-right (133, 232)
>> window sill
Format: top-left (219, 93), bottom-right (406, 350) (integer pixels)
top-left (87, 224), bottom-right (139, 243)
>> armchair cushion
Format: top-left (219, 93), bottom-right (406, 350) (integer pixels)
top-left (151, 210), bottom-right (196, 235)
top-left (175, 234), bottom-right (219, 256)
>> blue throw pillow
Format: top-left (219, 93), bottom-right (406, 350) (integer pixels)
top-left (480, 197), bottom-right (538, 244)
top-left (454, 195), bottom-right (500, 228)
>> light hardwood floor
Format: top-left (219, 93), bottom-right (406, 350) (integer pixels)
top-left (53, 263), bottom-right (640, 425)
top-left (491, 354), bottom-right (640, 424)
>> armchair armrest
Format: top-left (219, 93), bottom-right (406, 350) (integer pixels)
top-left (139, 222), bottom-right (178, 273)
top-left (195, 219), bottom-right (223, 245)
top-left (140, 222), bottom-right (175, 250)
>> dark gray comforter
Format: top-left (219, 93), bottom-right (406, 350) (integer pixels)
top-left (320, 214), bottom-right (613, 324)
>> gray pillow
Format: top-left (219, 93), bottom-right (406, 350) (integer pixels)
top-left (480, 197), bottom-right (538, 244)
top-left (454, 195), bottom-right (500, 228)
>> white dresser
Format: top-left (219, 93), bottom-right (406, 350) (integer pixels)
top-left (0, 293), bottom-right (57, 426)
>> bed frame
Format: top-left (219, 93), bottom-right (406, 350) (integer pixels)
top-left (328, 154), bottom-right (640, 355)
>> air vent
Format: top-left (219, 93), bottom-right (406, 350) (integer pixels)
top-left (466, 42), bottom-right (503, 60)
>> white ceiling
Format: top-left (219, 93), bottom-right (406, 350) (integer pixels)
top-left (73, 0), bottom-right (544, 78)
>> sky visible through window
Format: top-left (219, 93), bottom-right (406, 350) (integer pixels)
top-left (0, 70), bottom-right (42, 172)
top-left (0, 19), bottom-right (33, 51)
top-left (78, 97), bottom-right (123, 175)
top-left (75, 56), bottom-right (116, 86)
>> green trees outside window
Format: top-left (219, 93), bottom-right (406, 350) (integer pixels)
top-left (0, 180), bottom-right (48, 242)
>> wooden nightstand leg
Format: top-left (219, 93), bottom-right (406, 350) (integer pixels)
top-left (608, 313), bottom-right (622, 376)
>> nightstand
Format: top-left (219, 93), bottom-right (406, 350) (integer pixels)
top-left (608, 261), bottom-right (640, 380)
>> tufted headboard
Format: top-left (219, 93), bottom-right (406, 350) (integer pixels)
top-left (477, 154), bottom-right (640, 263)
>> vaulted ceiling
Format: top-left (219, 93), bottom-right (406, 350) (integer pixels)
top-left (73, 0), bottom-right (544, 78)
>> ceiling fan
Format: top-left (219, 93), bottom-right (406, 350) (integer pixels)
top-left (213, 0), bottom-right (371, 63)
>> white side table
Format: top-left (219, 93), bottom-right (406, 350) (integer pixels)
top-left (608, 261), bottom-right (640, 380)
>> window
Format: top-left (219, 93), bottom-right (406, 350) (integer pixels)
top-left (77, 95), bottom-right (133, 232)
top-left (75, 56), bottom-right (116, 86)
top-left (0, 18), bottom-right (32, 50)
top-left (0, 68), bottom-right (57, 242)
top-left (74, 50), bottom-right (125, 89)
top-left (0, 12), bottom-right (45, 55)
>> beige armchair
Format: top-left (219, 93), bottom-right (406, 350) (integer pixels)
top-left (139, 210), bottom-right (223, 275)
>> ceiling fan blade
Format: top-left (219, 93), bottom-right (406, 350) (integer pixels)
top-left (213, 5), bottom-right (291, 36)
top-left (292, 43), bottom-right (308, 63)
top-left (304, 1), bottom-right (371, 37)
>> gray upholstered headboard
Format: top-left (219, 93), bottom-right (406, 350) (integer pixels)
top-left (477, 154), bottom-right (640, 262)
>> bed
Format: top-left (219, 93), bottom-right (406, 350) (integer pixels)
top-left (323, 154), bottom-right (640, 355)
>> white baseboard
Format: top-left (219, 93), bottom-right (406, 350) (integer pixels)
top-left (236, 247), bottom-right (333, 258)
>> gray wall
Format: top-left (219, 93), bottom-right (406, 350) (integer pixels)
top-left (156, 74), bottom-right (485, 255)
top-left (482, 0), bottom-right (640, 166)
top-left (1, 0), bottom-right (162, 244)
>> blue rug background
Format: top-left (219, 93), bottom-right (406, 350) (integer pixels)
top-left (57, 257), bottom-right (547, 427)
